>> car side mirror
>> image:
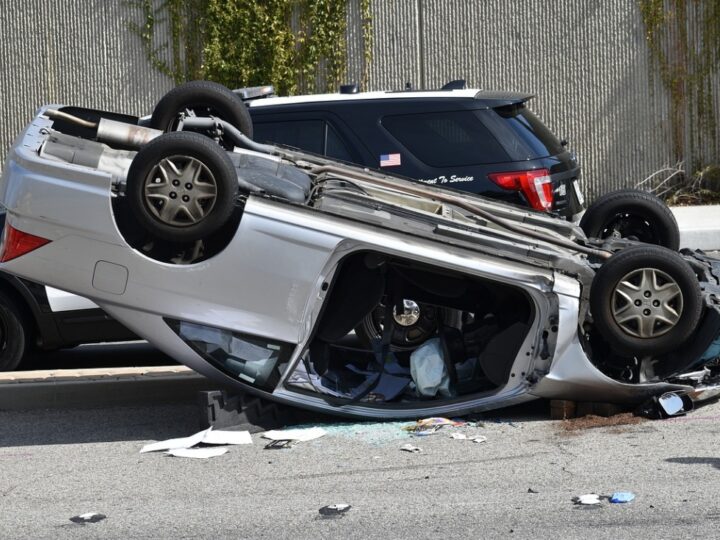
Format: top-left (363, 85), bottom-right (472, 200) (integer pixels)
top-left (658, 392), bottom-right (694, 417)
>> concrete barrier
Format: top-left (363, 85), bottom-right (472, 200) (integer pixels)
top-left (673, 205), bottom-right (720, 251)
top-left (0, 366), bottom-right (217, 410)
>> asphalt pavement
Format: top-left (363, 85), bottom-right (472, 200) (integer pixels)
top-left (2, 396), bottom-right (720, 539)
top-left (1, 208), bottom-right (719, 538)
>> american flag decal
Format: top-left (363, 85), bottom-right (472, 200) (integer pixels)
top-left (379, 153), bottom-right (401, 167)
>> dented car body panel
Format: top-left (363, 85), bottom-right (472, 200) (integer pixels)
top-left (1, 104), bottom-right (719, 419)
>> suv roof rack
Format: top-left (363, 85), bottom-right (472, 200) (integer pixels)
top-left (339, 84), bottom-right (360, 94)
top-left (233, 85), bottom-right (276, 101)
top-left (441, 79), bottom-right (467, 90)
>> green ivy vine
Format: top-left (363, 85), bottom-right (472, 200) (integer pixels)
top-left (127, 0), bottom-right (373, 96)
top-left (639, 0), bottom-right (720, 164)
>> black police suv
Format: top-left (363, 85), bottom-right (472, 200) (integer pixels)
top-left (247, 84), bottom-right (584, 218)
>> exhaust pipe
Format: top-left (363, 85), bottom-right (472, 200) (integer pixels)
top-left (44, 109), bottom-right (163, 148)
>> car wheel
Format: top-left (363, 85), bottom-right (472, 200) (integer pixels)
top-left (579, 189), bottom-right (680, 250)
top-left (355, 300), bottom-right (452, 351)
top-left (126, 131), bottom-right (239, 243)
top-left (151, 80), bottom-right (253, 149)
top-left (590, 245), bottom-right (702, 356)
top-left (0, 293), bottom-right (26, 371)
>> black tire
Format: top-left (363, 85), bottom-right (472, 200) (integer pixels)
top-left (590, 245), bottom-right (702, 356)
top-left (580, 189), bottom-right (680, 250)
top-left (0, 292), bottom-right (26, 371)
top-left (354, 301), bottom-right (455, 351)
top-left (126, 131), bottom-right (239, 243)
top-left (151, 80), bottom-right (253, 148)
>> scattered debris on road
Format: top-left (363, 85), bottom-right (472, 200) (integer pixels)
top-left (167, 447), bottom-right (229, 459)
top-left (573, 492), bottom-right (636, 505)
top-left (318, 504), bottom-right (352, 518)
top-left (69, 513), bottom-right (106, 524)
top-left (140, 429), bottom-right (210, 454)
top-left (610, 492), bottom-right (635, 503)
top-left (403, 417), bottom-right (466, 436)
top-left (140, 427), bottom-right (252, 458)
top-left (573, 494), bottom-right (601, 505)
top-left (636, 392), bottom-right (694, 419)
top-left (450, 432), bottom-right (487, 443)
top-left (400, 443), bottom-right (422, 453)
top-left (261, 427), bottom-right (327, 449)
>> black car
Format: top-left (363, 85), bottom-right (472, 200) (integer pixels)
top-left (247, 84), bottom-right (584, 218)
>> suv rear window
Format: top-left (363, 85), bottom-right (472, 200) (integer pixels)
top-left (381, 105), bottom-right (565, 167)
top-left (487, 104), bottom-right (565, 160)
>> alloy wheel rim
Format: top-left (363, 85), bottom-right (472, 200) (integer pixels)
top-left (611, 267), bottom-right (683, 338)
top-left (143, 155), bottom-right (217, 227)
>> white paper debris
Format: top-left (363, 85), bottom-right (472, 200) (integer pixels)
top-left (167, 447), bottom-right (229, 459)
top-left (574, 494), bottom-right (601, 505)
top-left (400, 443), bottom-right (422, 453)
top-left (140, 427), bottom-right (253, 454)
top-left (202, 430), bottom-right (252, 445)
top-left (262, 427), bottom-right (327, 442)
top-left (140, 428), bottom-right (211, 453)
top-left (450, 433), bottom-right (486, 443)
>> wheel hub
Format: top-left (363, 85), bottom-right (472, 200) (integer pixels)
top-left (144, 155), bottom-right (218, 227)
top-left (611, 267), bottom-right (683, 338)
top-left (603, 213), bottom-right (654, 243)
top-left (393, 299), bottom-right (421, 327)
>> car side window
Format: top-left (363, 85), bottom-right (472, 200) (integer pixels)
top-left (253, 120), bottom-right (354, 162)
top-left (324, 123), bottom-right (353, 162)
top-left (381, 110), bottom-right (511, 167)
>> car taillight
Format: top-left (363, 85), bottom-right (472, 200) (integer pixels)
top-left (0, 222), bottom-right (51, 262)
top-left (488, 169), bottom-right (554, 212)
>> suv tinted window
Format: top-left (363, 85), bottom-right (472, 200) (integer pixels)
top-left (486, 104), bottom-right (565, 159)
top-left (382, 110), bottom-right (511, 167)
top-left (253, 120), bottom-right (354, 162)
top-left (254, 120), bottom-right (325, 154)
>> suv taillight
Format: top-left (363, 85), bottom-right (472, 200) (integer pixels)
top-left (488, 169), bottom-right (554, 212)
top-left (0, 222), bottom-right (51, 262)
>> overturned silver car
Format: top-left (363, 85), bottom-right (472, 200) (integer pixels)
top-left (1, 82), bottom-right (720, 418)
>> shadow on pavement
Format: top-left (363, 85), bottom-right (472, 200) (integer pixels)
top-left (0, 392), bottom-right (552, 448)
top-left (666, 456), bottom-right (720, 470)
top-left (0, 403), bottom-right (200, 448)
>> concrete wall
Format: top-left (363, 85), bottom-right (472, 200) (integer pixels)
top-left (0, 0), bottom-right (173, 160)
top-left (351, 0), bottom-right (718, 199)
top-left (1, 0), bottom-right (718, 201)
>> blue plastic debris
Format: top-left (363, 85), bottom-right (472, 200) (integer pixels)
top-left (610, 492), bottom-right (635, 503)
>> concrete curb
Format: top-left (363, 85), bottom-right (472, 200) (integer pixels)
top-left (0, 366), bottom-right (218, 410)
top-left (672, 205), bottom-right (720, 251)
